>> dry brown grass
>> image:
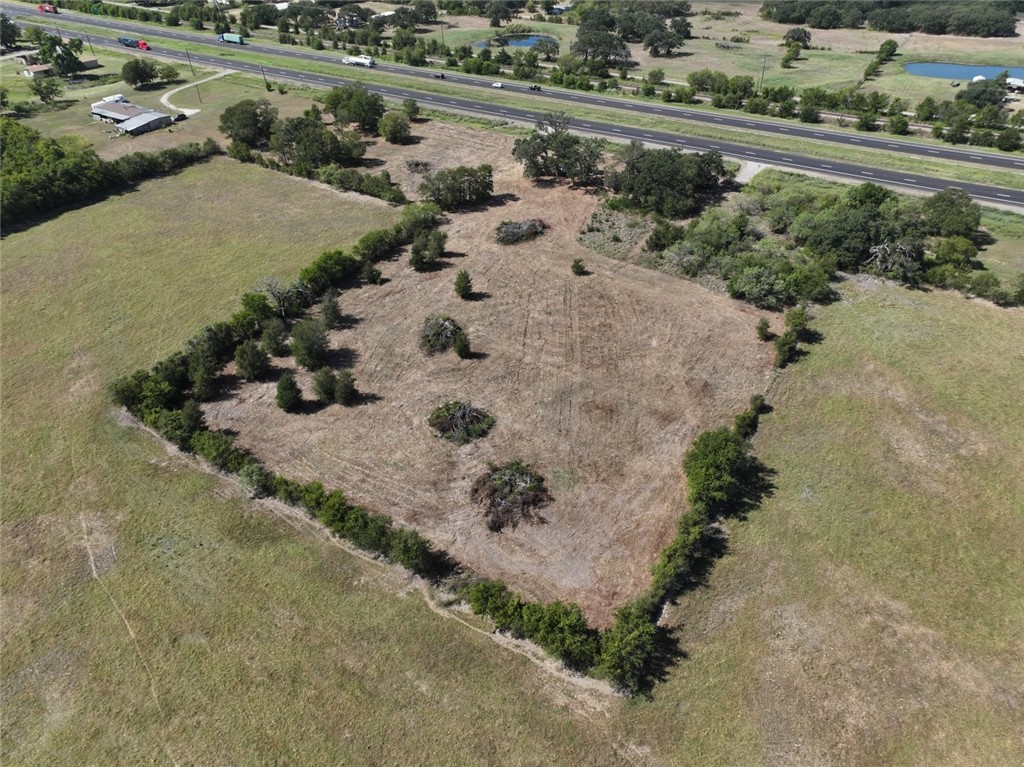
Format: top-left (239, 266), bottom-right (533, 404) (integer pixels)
top-left (204, 121), bottom-right (774, 625)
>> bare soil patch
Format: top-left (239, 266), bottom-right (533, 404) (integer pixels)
top-left (204, 120), bottom-right (774, 625)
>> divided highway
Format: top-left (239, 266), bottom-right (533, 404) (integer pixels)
top-left (7, 4), bottom-right (1024, 207)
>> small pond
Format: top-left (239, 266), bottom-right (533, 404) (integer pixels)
top-left (905, 62), bottom-right (1024, 80)
top-left (473, 34), bottom-right (558, 49)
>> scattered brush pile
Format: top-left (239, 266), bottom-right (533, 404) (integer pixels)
top-left (471, 460), bottom-right (552, 532)
top-left (428, 401), bottom-right (495, 444)
top-left (420, 314), bottom-right (468, 356)
top-left (496, 219), bottom-right (547, 245)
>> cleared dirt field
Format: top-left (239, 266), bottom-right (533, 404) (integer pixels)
top-left (205, 122), bottom-right (774, 625)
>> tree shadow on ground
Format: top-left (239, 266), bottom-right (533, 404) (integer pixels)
top-left (354, 390), bottom-right (382, 406)
top-left (632, 627), bottom-right (688, 699)
top-left (327, 346), bottom-right (359, 369)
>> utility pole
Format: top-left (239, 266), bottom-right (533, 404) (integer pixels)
top-left (195, 83), bottom-right (202, 103)
top-left (758, 53), bottom-right (768, 94)
top-left (85, 34), bottom-right (95, 55)
top-left (185, 47), bottom-right (195, 75)
top-left (259, 63), bottom-right (269, 89)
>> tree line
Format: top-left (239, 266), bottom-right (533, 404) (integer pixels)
top-left (0, 119), bottom-right (221, 231)
top-left (760, 0), bottom-right (1018, 36)
top-left (110, 202), bottom-right (452, 570)
top-left (220, 87), bottom-right (420, 203)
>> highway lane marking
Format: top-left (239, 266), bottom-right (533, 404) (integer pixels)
top-left (861, 171), bottom-right (874, 175)
top-left (888, 144), bottom-right (899, 148)
top-left (613, 128), bottom-right (622, 132)
top-left (711, 144), bottom-right (721, 148)
top-left (813, 132), bottom-right (824, 136)
top-left (580, 122), bottom-right (592, 127)
top-left (745, 151), bottom-right (756, 155)
top-left (653, 108), bottom-right (663, 112)
top-left (821, 163), bottom-right (833, 168)
top-left (851, 138), bottom-right (861, 142)
top-left (903, 178), bottom-right (918, 183)
top-left (782, 157), bottom-right (793, 161)
top-left (779, 127), bottom-right (789, 131)
top-left (969, 155), bottom-right (982, 159)
top-left (997, 193), bottom-right (1011, 198)
top-left (928, 150), bottom-right (940, 154)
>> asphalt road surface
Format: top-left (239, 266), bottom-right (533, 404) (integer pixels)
top-left (8, 4), bottom-right (1024, 207)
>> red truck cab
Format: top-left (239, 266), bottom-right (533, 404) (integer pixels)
top-left (137, 40), bottom-right (150, 50)
top-left (37, 4), bottom-right (58, 13)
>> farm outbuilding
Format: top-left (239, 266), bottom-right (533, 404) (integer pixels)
top-left (117, 111), bottom-right (172, 136)
top-left (90, 100), bottom-right (155, 123)
top-left (22, 64), bottom-right (52, 79)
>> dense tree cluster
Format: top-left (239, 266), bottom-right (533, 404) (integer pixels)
top-left (512, 112), bottom-right (604, 186)
top-left (419, 164), bottom-right (493, 210)
top-left (607, 143), bottom-right (727, 218)
top-left (324, 83), bottom-right (386, 134)
top-left (760, 0), bottom-right (1017, 36)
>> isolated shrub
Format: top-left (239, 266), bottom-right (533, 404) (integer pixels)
top-left (312, 367), bottom-right (337, 404)
top-left (755, 318), bottom-right (772, 341)
top-left (334, 370), bottom-right (357, 406)
top-left (571, 258), bottom-right (587, 276)
top-left (234, 339), bottom-right (270, 381)
top-left (420, 314), bottom-right (464, 355)
top-left (495, 219), bottom-right (546, 245)
top-left (276, 372), bottom-right (302, 411)
top-left (454, 330), bottom-right (472, 359)
top-left (427, 229), bottom-right (447, 261)
top-left (472, 460), bottom-right (552, 532)
top-left (291, 318), bottom-right (329, 370)
top-left (379, 110), bottom-right (412, 144)
top-left (454, 269), bottom-right (473, 299)
top-left (428, 401), bottom-right (495, 444)
top-left (773, 329), bottom-right (799, 368)
top-left (401, 98), bottom-right (420, 119)
top-left (261, 317), bottom-right (289, 356)
top-left (320, 288), bottom-right (343, 329)
top-left (239, 462), bottom-right (275, 498)
top-left (784, 305), bottom-right (810, 339)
